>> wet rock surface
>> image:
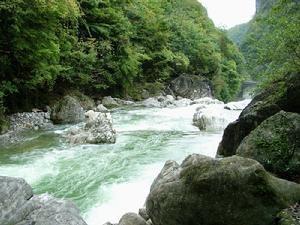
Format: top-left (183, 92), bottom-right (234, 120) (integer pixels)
top-left (0, 176), bottom-right (87, 225)
top-left (217, 73), bottom-right (300, 157)
top-left (146, 154), bottom-right (300, 225)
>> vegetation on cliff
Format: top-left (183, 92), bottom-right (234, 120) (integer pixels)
top-left (228, 0), bottom-right (300, 84)
top-left (0, 0), bottom-right (244, 117)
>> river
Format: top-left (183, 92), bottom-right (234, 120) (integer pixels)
top-left (0, 99), bottom-right (249, 224)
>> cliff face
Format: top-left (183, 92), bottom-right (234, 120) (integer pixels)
top-left (256, 0), bottom-right (278, 14)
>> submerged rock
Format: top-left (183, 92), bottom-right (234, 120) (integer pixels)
top-left (237, 111), bottom-right (300, 182)
top-left (146, 154), bottom-right (300, 225)
top-left (66, 110), bottom-right (116, 144)
top-left (168, 74), bottom-right (212, 100)
top-left (51, 95), bottom-right (85, 124)
top-left (0, 176), bottom-right (87, 225)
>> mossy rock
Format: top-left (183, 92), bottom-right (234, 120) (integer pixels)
top-left (237, 111), bottom-right (300, 182)
top-left (146, 154), bottom-right (300, 225)
top-left (217, 73), bottom-right (300, 157)
top-left (50, 95), bottom-right (85, 124)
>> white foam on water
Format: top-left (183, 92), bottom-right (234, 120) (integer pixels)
top-left (84, 163), bottom-right (163, 225)
top-left (0, 147), bottom-right (77, 184)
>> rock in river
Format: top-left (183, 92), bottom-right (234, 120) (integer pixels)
top-left (66, 110), bottom-right (116, 144)
top-left (146, 154), bottom-right (300, 225)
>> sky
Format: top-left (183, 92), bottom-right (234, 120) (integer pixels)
top-left (199, 0), bottom-right (256, 29)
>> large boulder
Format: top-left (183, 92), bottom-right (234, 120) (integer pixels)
top-left (217, 73), bottom-right (300, 157)
top-left (50, 95), bottom-right (85, 124)
top-left (168, 75), bottom-right (212, 100)
top-left (0, 176), bottom-right (87, 225)
top-left (66, 110), bottom-right (116, 144)
top-left (146, 154), bottom-right (300, 225)
top-left (237, 111), bottom-right (300, 182)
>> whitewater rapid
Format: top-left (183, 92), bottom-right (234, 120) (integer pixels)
top-left (0, 98), bottom-right (250, 224)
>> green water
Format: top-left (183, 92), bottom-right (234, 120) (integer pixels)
top-left (0, 104), bottom-right (240, 224)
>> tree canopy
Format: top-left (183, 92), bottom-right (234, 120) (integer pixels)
top-left (0, 0), bottom-right (245, 114)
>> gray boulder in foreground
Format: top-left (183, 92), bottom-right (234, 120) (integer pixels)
top-left (0, 176), bottom-right (87, 225)
top-left (146, 154), bottom-right (300, 225)
top-left (50, 95), bottom-right (85, 124)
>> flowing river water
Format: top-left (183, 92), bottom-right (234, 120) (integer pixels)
top-left (0, 99), bottom-right (250, 224)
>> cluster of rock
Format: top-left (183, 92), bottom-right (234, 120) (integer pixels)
top-left (0, 110), bottom-right (54, 146)
top-left (0, 176), bottom-right (87, 225)
top-left (9, 111), bottom-right (52, 131)
top-left (217, 73), bottom-right (300, 182)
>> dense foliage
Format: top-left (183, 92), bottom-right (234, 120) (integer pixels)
top-left (0, 0), bottom-right (244, 116)
top-left (227, 23), bottom-right (249, 47)
top-left (228, 0), bottom-right (300, 84)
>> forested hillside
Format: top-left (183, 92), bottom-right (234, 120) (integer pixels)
top-left (0, 0), bottom-right (244, 118)
top-left (228, 0), bottom-right (300, 83)
top-left (227, 23), bottom-right (249, 46)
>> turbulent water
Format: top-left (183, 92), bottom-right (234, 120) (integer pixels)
top-left (0, 100), bottom-right (249, 224)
